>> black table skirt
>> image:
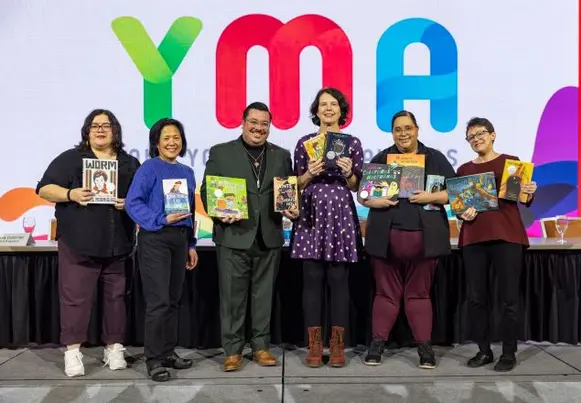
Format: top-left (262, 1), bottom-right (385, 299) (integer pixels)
top-left (1, 249), bottom-right (580, 348)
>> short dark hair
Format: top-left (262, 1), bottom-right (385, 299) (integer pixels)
top-left (466, 117), bottom-right (495, 134)
top-left (148, 118), bottom-right (188, 158)
top-left (243, 102), bottom-right (272, 122)
top-left (309, 88), bottom-right (350, 127)
top-left (391, 110), bottom-right (419, 131)
top-left (76, 109), bottom-right (124, 153)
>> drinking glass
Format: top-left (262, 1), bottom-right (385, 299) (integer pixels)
top-left (456, 218), bottom-right (462, 234)
top-left (554, 215), bottom-right (569, 244)
top-left (23, 216), bottom-right (36, 234)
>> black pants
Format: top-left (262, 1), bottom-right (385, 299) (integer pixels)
top-left (216, 241), bottom-right (281, 356)
top-left (462, 241), bottom-right (523, 355)
top-left (303, 260), bottom-right (349, 329)
top-left (138, 227), bottom-right (189, 364)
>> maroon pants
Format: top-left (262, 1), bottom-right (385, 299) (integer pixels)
top-left (58, 240), bottom-right (127, 345)
top-left (371, 229), bottom-right (436, 343)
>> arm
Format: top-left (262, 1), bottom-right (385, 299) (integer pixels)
top-left (293, 140), bottom-right (316, 190)
top-left (189, 169), bottom-right (197, 249)
top-left (38, 184), bottom-right (70, 203)
top-left (36, 150), bottom-right (92, 204)
top-left (125, 166), bottom-right (166, 231)
top-left (345, 137), bottom-right (364, 192)
top-left (432, 151), bottom-right (458, 205)
top-left (200, 146), bottom-right (219, 214)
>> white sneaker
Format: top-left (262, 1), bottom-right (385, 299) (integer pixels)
top-left (64, 349), bottom-right (85, 377)
top-left (103, 343), bottom-right (127, 370)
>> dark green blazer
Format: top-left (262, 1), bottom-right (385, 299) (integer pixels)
top-left (200, 138), bottom-right (293, 250)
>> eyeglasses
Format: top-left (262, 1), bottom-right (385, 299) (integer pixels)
top-left (90, 123), bottom-right (112, 131)
top-left (245, 119), bottom-right (270, 129)
top-left (465, 130), bottom-right (488, 143)
top-left (393, 126), bottom-right (415, 135)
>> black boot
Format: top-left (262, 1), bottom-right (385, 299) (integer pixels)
top-left (418, 342), bottom-right (436, 369)
top-left (467, 350), bottom-right (494, 368)
top-left (364, 338), bottom-right (385, 366)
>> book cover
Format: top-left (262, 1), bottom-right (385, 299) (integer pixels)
top-left (205, 176), bottom-right (249, 219)
top-left (386, 154), bottom-right (425, 198)
top-left (82, 158), bottom-right (118, 204)
top-left (162, 179), bottom-right (190, 214)
top-left (323, 132), bottom-right (352, 167)
top-left (446, 172), bottom-right (499, 215)
top-left (358, 163), bottom-right (402, 200)
top-left (423, 174), bottom-right (446, 211)
top-left (303, 133), bottom-right (326, 160)
top-left (274, 176), bottom-right (299, 212)
top-left (498, 159), bottom-right (535, 203)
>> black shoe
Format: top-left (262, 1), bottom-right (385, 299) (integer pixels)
top-left (494, 354), bottom-right (516, 372)
top-left (161, 351), bottom-right (193, 370)
top-left (364, 338), bottom-right (385, 366)
top-left (418, 343), bottom-right (436, 369)
top-left (467, 351), bottom-right (494, 368)
top-left (147, 362), bottom-right (171, 382)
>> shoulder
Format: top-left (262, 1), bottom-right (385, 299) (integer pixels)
top-left (425, 147), bottom-right (447, 160)
top-left (502, 154), bottom-right (519, 161)
top-left (268, 142), bottom-right (290, 155)
top-left (56, 148), bottom-right (82, 162)
top-left (294, 133), bottom-right (317, 146)
top-left (456, 161), bottom-right (473, 175)
top-left (370, 147), bottom-right (391, 163)
top-left (209, 140), bottom-right (235, 154)
top-left (118, 150), bottom-right (140, 167)
top-left (178, 162), bottom-right (195, 175)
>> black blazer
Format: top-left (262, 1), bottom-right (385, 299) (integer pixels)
top-left (365, 142), bottom-right (456, 259)
top-left (200, 138), bottom-right (293, 249)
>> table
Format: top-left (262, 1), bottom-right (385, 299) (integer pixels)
top-left (2, 238), bottom-right (581, 348)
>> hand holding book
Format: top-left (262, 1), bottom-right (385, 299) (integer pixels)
top-left (336, 157), bottom-right (353, 177)
top-left (307, 159), bottom-right (325, 177)
top-left (281, 205), bottom-right (299, 220)
top-left (166, 212), bottom-right (192, 224)
top-left (408, 190), bottom-right (433, 204)
top-left (219, 215), bottom-right (242, 224)
top-left (521, 181), bottom-right (537, 195)
top-left (459, 206), bottom-right (477, 221)
top-left (114, 198), bottom-right (125, 211)
top-left (69, 187), bottom-right (94, 205)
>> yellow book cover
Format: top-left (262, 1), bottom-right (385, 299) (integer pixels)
top-left (386, 154), bottom-right (425, 167)
top-left (303, 133), bottom-right (326, 160)
top-left (498, 159), bottom-right (534, 203)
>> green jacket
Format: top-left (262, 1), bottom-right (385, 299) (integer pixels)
top-left (200, 138), bottom-right (293, 249)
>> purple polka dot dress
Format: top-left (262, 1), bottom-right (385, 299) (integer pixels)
top-left (290, 133), bottom-right (364, 263)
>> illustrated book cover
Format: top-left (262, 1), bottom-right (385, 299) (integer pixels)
top-left (423, 174), bottom-right (446, 211)
top-left (446, 172), bottom-right (499, 215)
top-left (82, 158), bottom-right (118, 204)
top-left (358, 163), bottom-right (403, 201)
top-left (303, 133), bottom-right (327, 160)
top-left (498, 159), bottom-right (535, 203)
top-left (274, 176), bottom-right (299, 212)
top-left (162, 179), bottom-right (190, 214)
top-left (205, 176), bottom-right (249, 219)
top-left (386, 154), bottom-right (425, 198)
top-left (323, 132), bottom-right (352, 168)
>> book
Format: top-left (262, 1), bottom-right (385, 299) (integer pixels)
top-left (205, 176), bottom-right (249, 219)
top-left (323, 132), bottom-right (352, 168)
top-left (82, 158), bottom-right (118, 204)
top-left (446, 172), bottom-right (499, 215)
top-left (358, 163), bottom-right (402, 200)
top-left (423, 174), bottom-right (446, 211)
top-left (303, 133), bottom-right (326, 160)
top-left (274, 176), bottom-right (299, 212)
top-left (162, 179), bottom-right (190, 214)
top-left (498, 159), bottom-right (535, 203)
top-left (386, 154), bottom-right (425, 198)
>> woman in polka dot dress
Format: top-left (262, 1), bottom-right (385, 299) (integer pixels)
top-left (290, 88), bottom-right (363, 368)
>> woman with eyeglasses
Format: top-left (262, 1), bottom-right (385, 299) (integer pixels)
top-left (36, 109), bottom-right (140, 377)
top-left (360, 110), bottom-right (455, 369)
top-left (457, 117), bottom-right (536, 372)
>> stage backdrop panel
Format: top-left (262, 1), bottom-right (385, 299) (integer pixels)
top-left (0, 0), bottom-right (578, 239)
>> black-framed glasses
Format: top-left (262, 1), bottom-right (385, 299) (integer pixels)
top-left (245, 119), bottom-right (270, 129)
top-left (466, 130), bottom-right (488, 142)
top-left (90, 123), bottom-right (112, 131)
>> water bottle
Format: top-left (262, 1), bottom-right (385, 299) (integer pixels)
top-left (282, 217), bottom-right (292, 244)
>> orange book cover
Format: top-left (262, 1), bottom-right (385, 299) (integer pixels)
top-left (303, 133), bottom-right (326, 160)
top-left (386, 154), bottom-right (425, 167)
top-left (498, 159), bottom-right (534, 203)
top-left (386, 154), bottom-right (426, 198)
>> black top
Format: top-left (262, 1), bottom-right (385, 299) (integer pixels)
top-left (365, 142), bottom-right (456, 259)
top-left (36, 148), bottom-right (141, 258)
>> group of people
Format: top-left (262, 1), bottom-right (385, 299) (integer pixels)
top-left (36, 87), bottom-right (537, 382)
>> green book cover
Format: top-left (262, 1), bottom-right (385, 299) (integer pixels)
top-left (205, 176), bottom-right (249, 219)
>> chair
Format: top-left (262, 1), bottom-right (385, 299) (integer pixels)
top-left (540, 217), bottom-right (581, 238)
top-left (49, 219), bottom-right (57, 241)
top-left (360, 220), bottom-right (366, 238)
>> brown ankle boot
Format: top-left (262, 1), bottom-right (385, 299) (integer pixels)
top-left (329, 326), bottom-right (345, 367)
top-left (306, 327), bottom-right (323, 367)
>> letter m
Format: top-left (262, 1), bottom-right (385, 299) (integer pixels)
top-left (216, 14), bottom-right (353, 130)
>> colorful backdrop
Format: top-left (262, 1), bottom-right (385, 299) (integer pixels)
top-left (0, 1), bottom-right (578, 239)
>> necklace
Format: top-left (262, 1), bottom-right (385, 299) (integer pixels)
top-left (244, 147), bottom-right (265, 168)
top-left (244, 148), bottom-right (265, 187)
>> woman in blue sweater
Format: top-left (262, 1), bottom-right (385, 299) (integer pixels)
top-left (125, 118), bottom-right (199, 382)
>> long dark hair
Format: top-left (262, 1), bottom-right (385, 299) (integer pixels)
top-left (309, 87), bottom-right (350, 127)
top-left (75, 109), bottom-right (124, 153)
top-left (148, 118), bottom-right (188, 158)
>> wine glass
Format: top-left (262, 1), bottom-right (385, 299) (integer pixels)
top-left (554, 215), bottom-right (569, 244)
top-left (456, 218), bottom-right (462, 234)
top-left (22, 216), bottom-right (36, 235)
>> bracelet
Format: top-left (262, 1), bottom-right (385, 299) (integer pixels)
top-left (345, 171), bottom-right (354, 179)
top-left (66, 189), bottom-right (72, 201)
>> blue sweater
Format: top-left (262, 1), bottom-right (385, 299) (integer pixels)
top-left (125, 157), bottom-right (197, 248)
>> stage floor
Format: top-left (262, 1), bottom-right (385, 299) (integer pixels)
top-left (1, 343), bottom-right (581, 402)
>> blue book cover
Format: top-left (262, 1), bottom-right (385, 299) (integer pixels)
top-left (163, 178), bottom-right (190, 214)
top-left (446, 172), bottom-right (498, 215)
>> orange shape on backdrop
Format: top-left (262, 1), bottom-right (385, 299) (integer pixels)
top-left (0, 187), bottom-right (53, 222)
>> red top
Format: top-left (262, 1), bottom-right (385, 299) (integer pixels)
top-left (456, 154), bottom-right (530, 247)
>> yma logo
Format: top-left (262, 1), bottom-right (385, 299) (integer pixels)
top-left (376, 18), bottom-right (458, 133)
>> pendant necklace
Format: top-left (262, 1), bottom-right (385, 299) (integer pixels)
top-left (245, 148), bottom-right (265, 187)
